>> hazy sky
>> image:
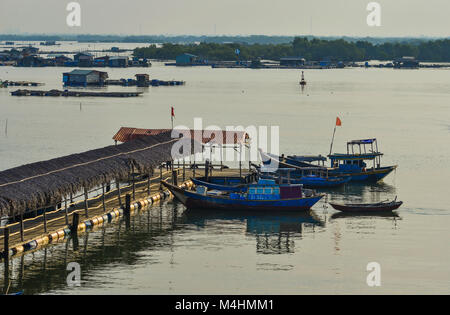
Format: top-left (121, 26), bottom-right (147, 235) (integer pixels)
top-left (0, 0), bottom-right (449, 37)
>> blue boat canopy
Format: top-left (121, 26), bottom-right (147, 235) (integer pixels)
top-left (287, 155), bottom-right (327, 162)
top-left (348, 139), bottom-right (377, 145)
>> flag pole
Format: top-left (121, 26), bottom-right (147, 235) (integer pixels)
top-left (329, 124), bottom-right (337, 156)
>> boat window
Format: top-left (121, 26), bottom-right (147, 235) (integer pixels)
top-left (264, 188), bottom-right (272, 194)
top-left (256, 188), bottom-right (264, 194)
top-left (248, 188), bottom-right (256, 194)
top-left (273, 188), bottom-right (280, 194)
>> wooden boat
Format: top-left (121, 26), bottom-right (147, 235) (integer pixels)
top-left (329, 198), bottom-right (403, 213)
top-left (162, 179), bottom-right (324, 211)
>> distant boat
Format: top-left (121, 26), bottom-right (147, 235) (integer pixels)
top-left (162, 179), bottom-right (324, 211)
top-left (329, 197), bottom-right (403, 213)
top-left (299, 71), bottom-right (307, 86)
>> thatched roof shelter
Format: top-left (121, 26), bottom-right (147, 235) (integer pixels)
top-left (0, 131), bottom-right (200, 217)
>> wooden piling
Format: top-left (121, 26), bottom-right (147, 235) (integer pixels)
top-left (125, 194), bottom-right (131, 217)
top-left (205, 159), bottom-right (209, 181)
top-left (71, 212), bottom-right (79, 235)
top-left (147, 173), bottom-right (151, 195)
top-left (3, 227), bottom-right (9, 263)
top-left (172, 170), bottom-right (178, 186)
top-left (3, 227), bottom-right (9, 287)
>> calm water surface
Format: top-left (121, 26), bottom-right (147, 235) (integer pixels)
top-left (0, 55), bottom-right (449, 294)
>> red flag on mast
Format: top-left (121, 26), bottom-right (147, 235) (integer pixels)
top-left (171, 106), bottom-right (175, 117)
top-left (336, 117), bottom-right (342, 126)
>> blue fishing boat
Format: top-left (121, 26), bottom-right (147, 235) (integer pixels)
top-left (260, 138), bottom-right (396, 183)
top-left (327, 139), bottom-right (397, 182)
top-left (162, 179), bottom-right (324, 211)
top-left (259, 151), bottom-right (350, 188)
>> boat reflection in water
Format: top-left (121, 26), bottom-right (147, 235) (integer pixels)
top-left (183, 209), bottom-right (325, 254)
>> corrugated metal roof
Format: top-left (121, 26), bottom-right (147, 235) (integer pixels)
top-left (113, 127), bottom-right (249, 145)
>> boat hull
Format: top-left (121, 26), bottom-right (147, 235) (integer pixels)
top-left (163, 181), bottom-right (324, 212)
top-left (328, 166), bottom-right (396, 182)
top-left (329, 201), bottom-right (402, 212)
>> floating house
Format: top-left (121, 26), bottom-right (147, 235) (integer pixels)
top-left (176, 53), bottom-right (198, 66)
top-left (135, 74), bottom-right (150, 87)
top-left (280, 57), bottom-right (306, 67)
top-left (16, 55), bottom-right (47, 67)
top-left (74, 52), bottom-right (94, 67)
top-left (94, 56), bottom-right (109, 67)
top-left (109, 56), bottom-right (128, 67)
top-left (63, 69), bottom-right (108, 86)
top-left (51, 54), bottom-right (72, 66)
top-left (393, 56), bottom-right (419, 68)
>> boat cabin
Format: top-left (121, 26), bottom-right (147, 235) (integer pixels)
top-left (328, 139), bottom-right (383, 171)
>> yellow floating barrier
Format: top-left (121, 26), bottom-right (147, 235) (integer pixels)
top-left (57, 229), bottom-right (65, 238)
top-left (50, 232), bottom-right (59, 241)
top-left (77, 222), bottom-right (86, 231)
top-left (14, 246), bottom-right (24, 254)
top-left (92, 217), bottom-right (99, 226)
top-left (35, 238), bottom-right (44, 246)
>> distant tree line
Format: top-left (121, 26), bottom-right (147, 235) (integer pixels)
top-left (133, 37), bottom-right (450, 62)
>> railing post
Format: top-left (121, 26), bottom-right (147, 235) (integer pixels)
top-left (116, 180), bottom-right (122, 207)
top-left (20, 213), bottom-right (24, 242)
top-left (125, 194), bottom-right (131, 230)
top-left (131, 165), bottom-right (136, 200)
top-left (183, 159), bottom-right (186, 181)
top-left (102, 184), bottom-right (106, 212)
top-left (43, 208), bottom-right (47, 233)
top-left (159, 165), bottom-right (163, 191)
top-left (84, 188), bottom-right (89, 218)
top-left (147, 173), bottom-right (151, 195)
top-left (64, 197), bottom-right (69, 225)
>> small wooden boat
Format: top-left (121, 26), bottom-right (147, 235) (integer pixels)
top-left (329, 198), bottom-right (402, 213)
top-left (162, 179), bottom-right (324, 211)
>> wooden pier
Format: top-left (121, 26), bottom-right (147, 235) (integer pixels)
top-left (10, 89), bottom-right (143, 97)
top-left (0, 167), bottom-right (250, 255)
